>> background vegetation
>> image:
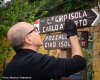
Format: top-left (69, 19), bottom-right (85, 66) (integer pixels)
top-left (0, 0), bottom-right (100, 80)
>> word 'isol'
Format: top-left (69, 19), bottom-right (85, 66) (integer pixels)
top-left (55, 11), bottom-right (87, 22)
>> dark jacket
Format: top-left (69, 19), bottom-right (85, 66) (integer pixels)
top-left (2, 49), bottom-right (86, 80)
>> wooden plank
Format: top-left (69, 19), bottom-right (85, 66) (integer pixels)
top-left (36, 9), bottom-right (100, 33)
top-left (43, 31), bottom-right (88, 50)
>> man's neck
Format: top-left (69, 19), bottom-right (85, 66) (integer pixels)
top-left (22, 46), bottom-right (39, 52)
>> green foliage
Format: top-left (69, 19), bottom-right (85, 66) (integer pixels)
top-left (0, 0), bottom-right (49, 26)
top-left (0, 25), bottom-right (12, 79)
top-left (0, 40), bottom-right (12, 79)
top-left (83, 48), bottom-right (93, 80)
top-left (0, 0), bottom-right (4, 5)
top-left (83, 33), bottom-right (94, 80)
top-left (61, 0), bottom-right (98, 13)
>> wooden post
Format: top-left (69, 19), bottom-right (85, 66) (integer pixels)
top-left (60, 49), bottom-right (72, 80)
top-left (60, 49), bottom-right (86, 80)
top-left (60, 50), bottom-right (67, 58)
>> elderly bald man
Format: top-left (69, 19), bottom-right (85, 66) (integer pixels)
top-left (2, 20), bottom-right (86, 80)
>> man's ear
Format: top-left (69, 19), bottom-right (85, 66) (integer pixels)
top-left (24, 36), bottom-right (32, 45)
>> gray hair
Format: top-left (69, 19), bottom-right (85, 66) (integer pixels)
top-left (8, 27), bottom-right (27, 50)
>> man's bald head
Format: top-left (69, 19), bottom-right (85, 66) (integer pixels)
top-left (7, 22), bottom-right (34, 50)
